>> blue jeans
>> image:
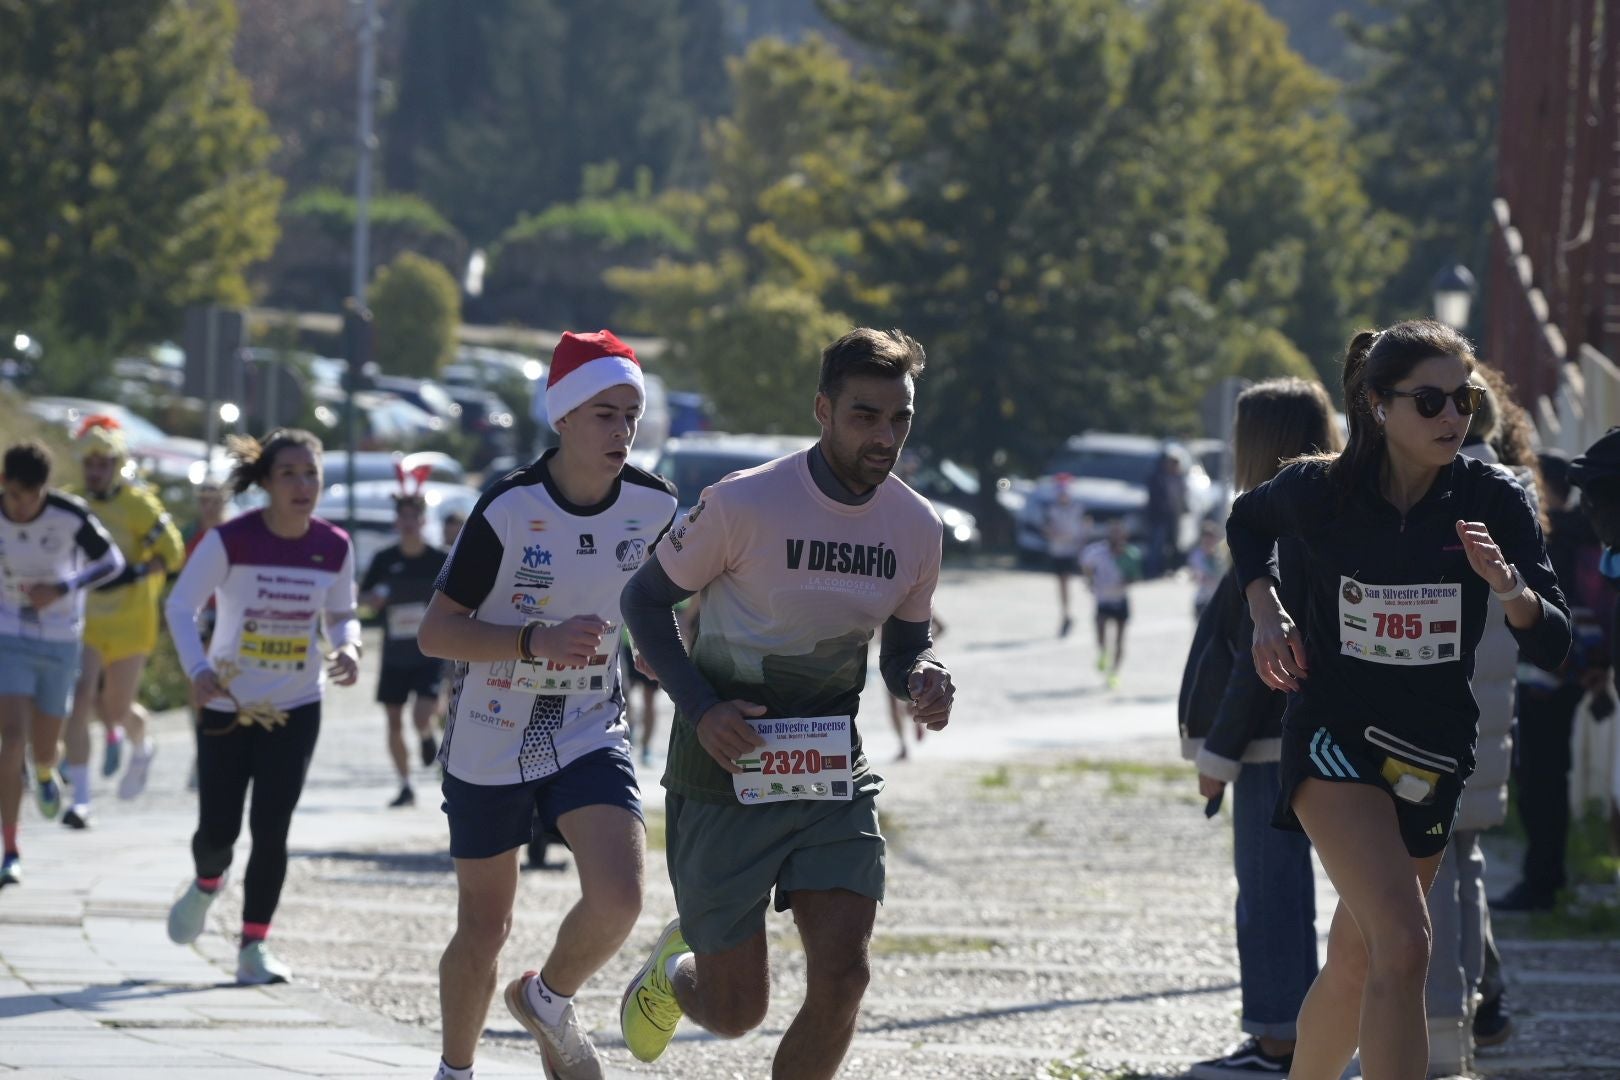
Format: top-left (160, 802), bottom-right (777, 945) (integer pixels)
top-left (1233, 761), bottom-right (1319, 1040)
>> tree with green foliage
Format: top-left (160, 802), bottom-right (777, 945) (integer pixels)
top-left (258, 188), bottom-right (467, 312)
top-left (0, 0), bottom-right (283, 355)
top-left (1343, 0), bottom-right (1504, 322)
top-left (609, 34), bottom-right (902, 432)
top-left (368, 252), bottom-right (461, 378)
top-left (386, 0), bottom-right (728, 246)
top-left (816, 0), bottom-right (1396, 484)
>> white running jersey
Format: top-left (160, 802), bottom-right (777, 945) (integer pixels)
top-left (165, 511), bottom-right (360, 712)
top-left (0, 492), bottom-right (125, 642)
top-left (436, 452), bottom-right (677, 786)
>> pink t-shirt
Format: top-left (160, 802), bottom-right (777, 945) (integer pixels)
top-left (659, 449), bottom-right (942, 800)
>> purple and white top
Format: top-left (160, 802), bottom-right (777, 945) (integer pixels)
top-left (165, 510), bottom-right (360, 712)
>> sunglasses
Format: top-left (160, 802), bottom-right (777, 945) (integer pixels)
top-left (1379, 383), bottom-right (1487, 419)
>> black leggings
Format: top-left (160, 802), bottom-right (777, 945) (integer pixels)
top-left (192, 702), bottom-right (321, 926)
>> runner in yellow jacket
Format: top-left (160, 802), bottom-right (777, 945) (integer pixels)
top-left (61, 418), bottom-right (185, 824)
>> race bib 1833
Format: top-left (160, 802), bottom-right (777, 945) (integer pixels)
top-left (733, 716), bottom-right (855, 805)
top-left (1339, 576), bottom-right (1462, 667)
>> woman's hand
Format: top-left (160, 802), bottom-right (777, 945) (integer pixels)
top-left (1246, 578), bottom-right (1308, 692)
top-left (191, 668), bottom-right (229, 710)
top-left (1198, 774), bottom-right (1226, 800)
top-left (326, 643), bottom-right (360, 686)
top-left (1456, 520), bottom-right (1517, 592)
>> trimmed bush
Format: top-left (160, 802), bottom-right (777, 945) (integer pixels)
top-left (368, 252), bottom-right (462, 378)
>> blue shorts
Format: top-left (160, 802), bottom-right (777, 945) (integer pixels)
top-left (440, 746), bottom-right (643, 860)
top-left (0, 634), bottom-right (82, 717)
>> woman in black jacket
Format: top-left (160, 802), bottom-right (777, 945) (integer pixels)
top-left (1227, 321), bottom-right (1570, 1080)
top-left (1179, 377), bottom-right (1339, 1079)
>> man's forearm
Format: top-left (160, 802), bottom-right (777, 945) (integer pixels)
top-left (621, 558), bottom-right (721, 726)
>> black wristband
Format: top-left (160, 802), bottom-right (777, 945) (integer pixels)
top-left (519, 620), bottom-right (537, 661)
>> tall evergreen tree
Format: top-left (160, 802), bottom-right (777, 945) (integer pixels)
top-left (0, 0), bottom-right (282, 350)
top-left (1344, 0), bottom-right (1504, 321)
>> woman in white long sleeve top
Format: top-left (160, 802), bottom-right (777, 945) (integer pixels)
top-left (161, 430), bottom-right (360, 985)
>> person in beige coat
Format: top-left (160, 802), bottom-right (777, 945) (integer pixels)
top-left (1425, 370), bottom-right (1541, 1075)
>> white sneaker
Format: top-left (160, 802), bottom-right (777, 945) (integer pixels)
top-left (504, 970), bottom-right (604, 1079)
top-left (117, 744), bottom-right (157, 800)
top-left (167, 880), bottom-right (219, 944)
top-left (236, 941), bottom-right (292, 985)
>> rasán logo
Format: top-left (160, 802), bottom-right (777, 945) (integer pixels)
top-left (578, 533), bottom-right (597, 555)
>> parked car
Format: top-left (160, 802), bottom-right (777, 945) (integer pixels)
top-left (445, 385), bottom-right (518, 468)
top-left (320, 450), bottom-right (466, 491)
top-left (316, 479), bottom-right (481, 577)
top-left (654, 433), bottom-right (980, 551)
top-left (23, 396), bottom-right (224, 485)
top-left (447, 345), bottom-right (545, 388)
top-left (369, 374), bottom-right (463, 429)
top-left (1014, 432), bottom-right (1210, 564)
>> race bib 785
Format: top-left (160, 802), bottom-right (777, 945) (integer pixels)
top-left (1339, 576), bottom-right (1462, 667)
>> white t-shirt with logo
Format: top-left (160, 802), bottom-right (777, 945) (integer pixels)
top-left (436, 451), bottom-right (678, 786)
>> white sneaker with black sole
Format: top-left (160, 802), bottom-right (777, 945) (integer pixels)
top-left (1186, 1037), bottom-right (1292, 1078)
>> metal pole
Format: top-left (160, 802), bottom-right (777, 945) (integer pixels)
top-left (346, 0), bottom-right (378, 530)
top-left (203, 307), bottom-right (219, 453)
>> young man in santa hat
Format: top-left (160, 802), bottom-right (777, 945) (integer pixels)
top-left (418, 329), bottom-right (677, 1080)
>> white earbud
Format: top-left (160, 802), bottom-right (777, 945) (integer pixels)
top-left (1375, 404), bottom-right (1387, 423)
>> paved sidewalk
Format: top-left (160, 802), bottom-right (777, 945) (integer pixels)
top-left (4, 570), bottom-right (1619, 1078)
top-left (0, 709), bottom-right (559, 1078)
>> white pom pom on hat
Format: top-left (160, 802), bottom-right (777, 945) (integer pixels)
top-left (545, 329), bottom-right (644, 431)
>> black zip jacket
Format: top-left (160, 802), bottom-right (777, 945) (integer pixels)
top-left (1226, 455), bottom-right (1571, 776)
top-left (1179, 539), bottom-right (1308, 780)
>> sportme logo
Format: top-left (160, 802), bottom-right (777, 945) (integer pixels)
top-left (1308, 728), bottom-right (1360, 779)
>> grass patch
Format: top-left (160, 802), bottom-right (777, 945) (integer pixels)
top-left (979, 765), bottom-right (1012, 788)
top-left (1524, 896), bottom-right (1620, 940)
top-left (880, 811), bottom-right (908, 852)
top-left (1047, 1057), bottom-right (1152, 1080)
top-left (868, 933), bottom-right (997, 957)
top-left (644, 812), bottom-right (666, 852)
top-left (1056, 759), bottom-right (1192, 783)
top-left (1106, 775), bottom-right (1139, 797)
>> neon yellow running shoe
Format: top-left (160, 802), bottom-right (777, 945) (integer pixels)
top-left (619, 918), bottom-right (688, 1062)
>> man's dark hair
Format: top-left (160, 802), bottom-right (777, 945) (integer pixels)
top-left (3, 441), bottom-right (52, 489)
top-left (818, 328), bottom-right (926, 403)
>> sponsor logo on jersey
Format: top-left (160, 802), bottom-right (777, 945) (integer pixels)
top-left (578, 533), bottom-right (596, 555)
top-left (485, 659), bottom-right (516, 690)
top-left (784, 539), bottom-right (899, 579)
top-left (1429, 620), bottom-right (1457, 634)
top-left (513, 570), bottom-right (554, 588)
top-left (1344, 614), bottom-right (1368, 631)
top-left (1438, 643), bottom-right (1456, 658)
top-left (1342, 581), bottom-right (1363, 605)
top-left (1419, 645), bottom-right (1435, 660)
top-left (687, 501), bottom-right (705, 524)
top-left (513, 673), bottom-right (544, 692)
top-left (510, 592), bottom-right (551, 615)
top-left (466, 707), bottom-right (514, 730)
top-left (522, 545), bottom-right (553, 569)
top-left (487, 699), bottom-right (502, 714)
top-left (616, 537), bottom-right (647, 571)
top-left (528, 519), bottom-right (547, 532)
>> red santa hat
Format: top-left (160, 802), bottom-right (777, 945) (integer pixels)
top-left (545, 329), bottom-right (644, 431)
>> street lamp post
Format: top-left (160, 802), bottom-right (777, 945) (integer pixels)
top-left (1432, 263), bottom-right (1477, 333)
top-left (346, 0), bottom-right (380, 531)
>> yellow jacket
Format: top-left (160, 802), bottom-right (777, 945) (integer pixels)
top-left (69, 480), bottom-right (186, 627)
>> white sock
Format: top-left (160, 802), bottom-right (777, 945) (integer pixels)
top-left (524, 971), bottom-right (571, 1026)
top-left (132, 740), bottom-right (153, 758)
top-left (664, 951), bottom-right (693, 983)
top-left (64, 764), bottom-right (91, 802)
top-left (434, 1059), bottom-right (474, 1080)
